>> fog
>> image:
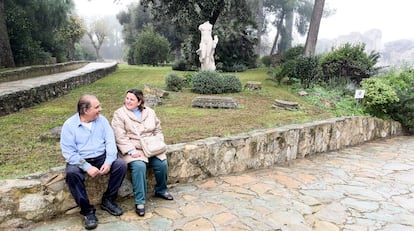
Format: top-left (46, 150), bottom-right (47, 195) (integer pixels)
top-left (74, 0), bottom-right (414, 66)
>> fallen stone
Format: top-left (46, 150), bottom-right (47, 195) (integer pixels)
top-left (191, 96), bottom-right (238, 109)
top-left (244, 81), bottom-right (262, 90)
top-left (272, 99), bottom-right (299, 111)
top-left (144, 84), bottom-right (169, 98)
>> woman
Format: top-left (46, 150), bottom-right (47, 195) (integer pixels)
top-left (111, 89), bottom-right (173, 217)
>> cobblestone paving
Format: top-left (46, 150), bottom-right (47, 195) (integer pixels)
top-left (29, 136), bottom-right (414, 231)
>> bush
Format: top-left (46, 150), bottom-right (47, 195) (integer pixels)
top-left (320, 43), bottom-right (380, 85)
top-left (220, 63), bottom-right (248, 72)
top-left (281, 45), bottom-right (304, 63)
top-left (165, 73), bottom-right (184, 92)
top-left (191, 71), bottom-right (242, 94)
top-left (388, 89), bottom-right (414, 134)
top-left (378, 68), bottom-right (414, 133)
top-left (182, 73), bottom-right (193, 88)
top-left (172, 60), bottom-right (191, 71)
top-left (221, 75), bottom-right (242, 93)
top-left (192, 71), bottom-right (223, 94)
top-left (270, 46), bottom-right (319, 88)
top-left (361, 77), bottom-right (399, 118)
top-left (293, 55), bottom-right (320, 88)
top-left (260, 55), bottom-right (272, 67)
top-left (266, 66), bottom-right (285, 86)
top-left (130, 25), bottom-right (170, 66)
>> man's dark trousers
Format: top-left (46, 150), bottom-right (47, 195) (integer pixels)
top-left (65, 154), bottom-right (127, 215)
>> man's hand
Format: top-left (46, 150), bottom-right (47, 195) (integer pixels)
top-left (86, 166), bottom-right (101, 178)
top-left (99, 163), bottom-right (111, 175)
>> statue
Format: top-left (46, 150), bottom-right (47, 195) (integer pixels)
top-left (196, 21), bottom-right (219, 71)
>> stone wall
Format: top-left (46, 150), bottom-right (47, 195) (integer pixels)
top-left (0, 63), bottom-right (117, 117)
top-left (0, 116), bottom-right (402, 229)
top-left (0, 61), bottom-right (89, 83)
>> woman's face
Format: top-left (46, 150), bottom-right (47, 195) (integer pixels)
top-left (124, 92), bottom-right (141, 110)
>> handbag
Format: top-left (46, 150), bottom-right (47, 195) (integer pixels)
top-left (139, 135), bottom-right (167, 157)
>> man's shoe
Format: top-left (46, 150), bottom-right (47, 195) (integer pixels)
top-left (84, 213), bottom-right (98, 230)
top-left (155, 192), bottom-right (174, 200)
top-left (135, 204), bottom-right (145, 217)
top-left (101, 198), bottom-right (123, 216)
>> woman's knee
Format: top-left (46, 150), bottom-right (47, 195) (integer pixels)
top-left (152, 159), bottom-right (168, 171)
top-left (129, 160), bottom-right (146, 172)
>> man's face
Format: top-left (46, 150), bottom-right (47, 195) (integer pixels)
top-left (85, 98), bottom-right (102, 122)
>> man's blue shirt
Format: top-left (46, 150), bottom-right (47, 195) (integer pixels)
top-left (60, 113), bottom-right (117, 171)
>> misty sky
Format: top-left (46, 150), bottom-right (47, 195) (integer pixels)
top-left (75, 0), bottom-right (414, 43)
top-left (319, 0), bottom-right (414, 42)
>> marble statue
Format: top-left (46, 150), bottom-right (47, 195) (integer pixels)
top-left (196, 21), bottom-right (219, 71)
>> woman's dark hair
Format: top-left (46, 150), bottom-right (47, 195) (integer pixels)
top-left (127, 89), bottom-right (145, 111)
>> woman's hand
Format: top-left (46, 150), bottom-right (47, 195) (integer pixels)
top-left (130, 150), bottom-right (143, 158)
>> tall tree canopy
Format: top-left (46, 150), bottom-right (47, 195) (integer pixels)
top-left (139, 0), bottom-right (258, 70)
top-left (0, 0), bottom-right (14, 67)
top-left (2, 0), bottom-right (79, 66)
top-left (264, 0), bottom-right (313, 55)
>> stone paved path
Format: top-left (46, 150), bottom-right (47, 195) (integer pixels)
top-left (0, 62), bottom-right (116, 95)
top-left (28, 135), bottom-right (414, 231)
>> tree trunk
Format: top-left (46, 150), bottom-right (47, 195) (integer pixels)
top-left (256, 0), bottom-right (264, 55)
top-left (0, 0), bottom-right (15, 67)
top-left (304, 0), bottom-right (325, 57)
top-left (270, 11), bottom-right (285, 56)
top-left (278, 8), bottom-right (293, 52)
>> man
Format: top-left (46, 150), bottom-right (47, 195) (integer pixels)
top-left (60, 94), bottom-right (127, 230)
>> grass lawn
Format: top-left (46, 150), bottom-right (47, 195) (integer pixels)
top-left (0, 64), bottom-right (337, 179)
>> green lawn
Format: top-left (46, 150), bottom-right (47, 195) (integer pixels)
top-left (0, 64), bottom-right (336, 179)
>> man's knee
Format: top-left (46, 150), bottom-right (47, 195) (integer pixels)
top-left (112, 158), bottom-right (127, 172)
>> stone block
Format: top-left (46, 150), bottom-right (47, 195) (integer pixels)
top-left (191, 96), bottom-right (238, 109)
top-left (244, 81), bottom-right (262, 90)
top-left (272, 99), bottom-right (299, 110)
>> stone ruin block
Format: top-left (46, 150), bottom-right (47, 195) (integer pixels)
top-left (144, 94), bottom-right (162, 108)
top-left (144, 84), bottom-right (169, 98)
top-left (272, 99), bottom-right (299, 111)
top-left (244, 81), bottom-right (262, 90)
top-left (192, 96), bottom-right (238, 109)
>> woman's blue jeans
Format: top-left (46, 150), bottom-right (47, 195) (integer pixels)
top-left (129, 157), bottom-right (168, 205)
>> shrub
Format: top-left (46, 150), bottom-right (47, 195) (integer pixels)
top-left (165, 73), bottom-right (184, 92)
top-left (361, 77), bottom-right (399, 118)
top-left (320, 43), bottom-right (380, 85)
top-left (266, 66), bottom-right (285, 86)
top-left (388, 89), bottom-right (414, 134)
top-left (281, 45), bottom-right (304, 63)
top-left (221, 75), bottom-right (242, 93)
top-left (379, 68), bottom-right (414, 133)
top-left (192, 71), bottom-right (223, 94)
top-left (182, 73), bottom-right (193, 88)
top-left (270, 46), bottom-right (320, 88)
top-left (293, 55), bottom-right (320, 89)
top-left (130, 25), bottom-right (170, 66)
top-left (221, 63), bottom-right (248, 72)
top-left (260, 55), bottom-right (272, 67)
top-left (172, 60), bottom-right (191, 71)
top-left (191, 71), bottom-right (242, 94)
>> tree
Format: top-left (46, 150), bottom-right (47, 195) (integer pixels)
top-left (129, 25), bottom-right (170, 66)
top-left (59, 15), bottom-right (86, 60)
top-left (86, 18), bottom-right (110, 61)
top-left (140, 0), bottom-right (257, 70)
top-left (0, 0), bottom-right (14, 67)
top-left (4, 0), bottom-right (75, 65)
top-left (265, 0), bottom-right (313, 55)
top-left (304, 0), bottom-right (324, 56)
